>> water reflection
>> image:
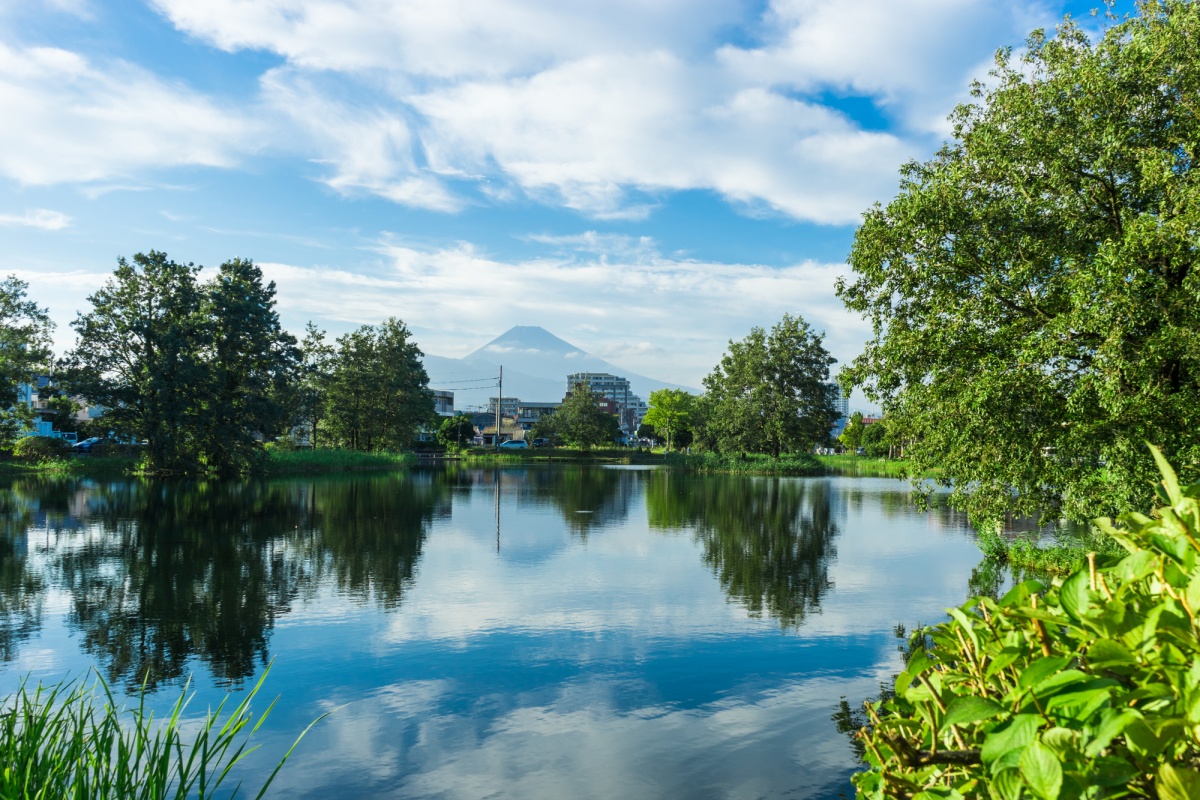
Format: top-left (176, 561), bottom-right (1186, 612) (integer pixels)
top-left (0, 490), bottom-right (42, 661)
top-left (647, 473), bottom-right (838, 627)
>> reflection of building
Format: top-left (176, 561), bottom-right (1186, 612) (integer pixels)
top-left (432, 390), bottom-right (454, 417)
top-left (565, 373), bottom-right (646, 433)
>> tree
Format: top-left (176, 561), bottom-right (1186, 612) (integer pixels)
top-left (555, 383), bottom-right (620, 450)
top-left (437, 413), bottom-right (475, 448)
top-left (837, 2), bottom-right (1200, 522)
top-left (0, 277), bottom-right (53, 444)
top-left (642, 389), bottom-right (695, 451)
top-left (324, 319), bottom-right (433, 451)
top-left (67, 252), bottom-right (207, 473)
top-left (838, 411), bottom-right (865, 451)
top-left (860, 418), bottom-right (890, 458)
top-left (197, 258), bottom-right (299, 472)
top-left (700, 314), bottom-right (838, 457)
top-left (66, 252), bottom-right (298, 474)
top-left (293, 322), bottom-right (334, 447)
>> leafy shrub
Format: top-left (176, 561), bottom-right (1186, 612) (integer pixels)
top-left (854, 447), bottom-right (1200, 799)
top-left (11, 436), bottom-right (72, 460)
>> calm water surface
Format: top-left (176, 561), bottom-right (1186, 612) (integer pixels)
top-left (0, 466), bottom-right (990, 799)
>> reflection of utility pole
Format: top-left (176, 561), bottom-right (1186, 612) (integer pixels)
top-left (495, 469), bottom-right (501, 553)
top-left (494, 365), bottom-right (503, 449)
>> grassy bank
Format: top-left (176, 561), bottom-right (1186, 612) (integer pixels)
top-left (975, 527), bottom-right (1124, 574)
top-left (261, 447), bottom-right (416, 474)
top-left (445, 447), bottom-right (664, 466)
top-left (0, 455), bottom-right (136, 477)
top-left (664, 451), bottom-right (824, 476)
top-left (814, 454), bottom-right (931, 478)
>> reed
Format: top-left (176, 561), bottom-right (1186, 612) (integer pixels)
top-left (262, 448), bottom-right (414, 474)
top-left (0, 666), bottom-right (319, 800)
top-left (665, 451), bottom-right (824, 476)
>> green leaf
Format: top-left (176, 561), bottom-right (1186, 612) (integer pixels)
top-left (1157, 763), bottom-right (1200, 800)
top-left (1019, 741), bottom-right (1063, 800)
top-left (1017, 658), bottom-right (1073, 691)
top-left (1085, 708), bottom-right (1141, 757)
top-left (1086, 638), bottom-right (1135, 669)
top-left (941, 696), bottom-right (1006, 730)
top-left (1150, 444), bottom-right (1182, 506)
top-left (989, 768), bottom-right (1023, 800)
top-left (981, 714), bottom-right (1041, 769)
top-left (1058, 569), bottom-right (1091, 622)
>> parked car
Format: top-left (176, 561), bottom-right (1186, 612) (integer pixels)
top-left (531, 438), bottom-right (550, 448)
top-left (72, 437), bottom-right (103, 453)
top-left (498, 440), bottom-right (528, 450)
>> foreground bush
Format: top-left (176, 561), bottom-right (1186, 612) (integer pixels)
top-left (0, 667), bottom-right (318, 799)
top-left (11, 436), bottom-right (72, 461)
top-left (854, 448), bottom-right (1200, 798)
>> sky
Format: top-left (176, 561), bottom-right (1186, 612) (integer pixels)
top-left (1, 0), bottom-right (1134, 409)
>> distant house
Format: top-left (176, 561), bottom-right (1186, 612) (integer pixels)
top-left (516, 401), bottom-right (560, 430)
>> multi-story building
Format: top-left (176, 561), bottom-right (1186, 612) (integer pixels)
top-left (431, 389), bottom-right (455, 417)
top-left (487, 397), bottom-right (521, 417)
top-left (515, 401), bottom-right (560, 431)
top-left (565, 373), bottom-right (646, 433)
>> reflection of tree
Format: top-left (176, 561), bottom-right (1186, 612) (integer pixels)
top-left (298, 472), bottom-right (446, 607)
top-left (0, 490), bottom-right (41, 662)
top-left (3, 472), bottom-right (445, 689)
top-left (647, 473), bottom-right (839, 627)
top-left (517, 466), bottom-right (633, 539)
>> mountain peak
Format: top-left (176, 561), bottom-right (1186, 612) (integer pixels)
top-left (468, 326), bottom-right (587, 360)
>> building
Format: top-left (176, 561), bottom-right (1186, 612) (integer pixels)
top-left (432, 389), bottom-right (455, 417)
top-left (515, 401), bottom-right (560, 431)
top-left (827, 383), bottom-right (850, 419)
top-left (487, 396), bottom-right (521, 417)
top-left (565, 373), bottom-right (646, 433)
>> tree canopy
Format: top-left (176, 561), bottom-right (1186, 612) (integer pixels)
top-left (838, 1), bottom-right (1200, 522)
top-left (642, 389), bottom-right (695, 451)
top-left (699, 314), bottom-right (838, 457)
top-left (66, 251), bottom-right (299, 473)
top-left (0, 276), bottom-right (53, 443)
top-left (554, 383), bottom-right (621, 450)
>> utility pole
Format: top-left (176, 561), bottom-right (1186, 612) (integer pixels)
top-left (494, 365), bottom-right (502, 449)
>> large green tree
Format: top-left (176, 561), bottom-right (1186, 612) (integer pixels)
top-left (0, 277), bottom-right (54, 443)
top-left (324, 318), bottom-right (433, 451)
top-left (67, 252), bottom-right (207, 472)
top-left (67, 251), bottom-right (298, 473)
top-left (700, 314), bottom-right (837, 457)
top-left (838, 2), bottom-right (1200, 522)
top-left (555, 383), bottom-right (621, 450)
top-left (197, 258), bottom-right (299, 472)
top-left (643, 389), bottom-right (695, 451)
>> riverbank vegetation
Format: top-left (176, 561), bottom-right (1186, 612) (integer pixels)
top-left (1, 667), bottom-right (315, 800)
top-left (665, 451), bottom-right (824, 476)
top-left (853, 450), bottom-right (1200, 798)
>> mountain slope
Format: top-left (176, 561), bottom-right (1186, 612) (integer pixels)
top-left (423, 326), bottom-right (694, 411)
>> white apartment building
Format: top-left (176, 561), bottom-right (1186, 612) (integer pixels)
top-left (565, 373), bottom-right (646, 433)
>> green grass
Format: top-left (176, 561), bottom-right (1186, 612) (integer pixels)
top-left (0, 455), bottom-right (137, 476)
top-left (664, 451), bottom-right (824, 476)
top-left (447, 447), bottom-right (663, 465)
top-left (976, 528), bottom-right (1123, 574)
top-left (261, 448), bottom-right (416, 474)
top-left (814, 454), bottom-right (932, 478)
top-left (0, 666), bottom-right (319, 800)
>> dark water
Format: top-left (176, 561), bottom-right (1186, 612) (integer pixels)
top-left (0, 466), bottom-right (988, 799)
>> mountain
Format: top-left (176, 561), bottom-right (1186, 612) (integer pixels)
top-left (422, 326), bottom-right (694, 411)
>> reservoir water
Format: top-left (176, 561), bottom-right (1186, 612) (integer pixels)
top-left (0, 466), bottom-right (991, 798)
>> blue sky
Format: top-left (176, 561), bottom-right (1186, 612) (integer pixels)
top-left (1, 0), bottom-right (1133, 407)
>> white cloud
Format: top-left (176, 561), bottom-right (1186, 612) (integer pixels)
top-left (0, 42), bottom-right (255, 185)
top-left (257, 235), bottom-right (869, 387)
top-left (144, 0), bottom-right (1060, 221)
top-left (0, 208), bottom-right (70, 230)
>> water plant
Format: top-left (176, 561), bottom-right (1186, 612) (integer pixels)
top-left (853, 447), bottom-right (1200, 798)
top-left (0, 666), bottom-right (319, 799)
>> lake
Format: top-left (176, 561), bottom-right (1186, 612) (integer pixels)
top-left (0, 466), bottom-right (992, 799)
